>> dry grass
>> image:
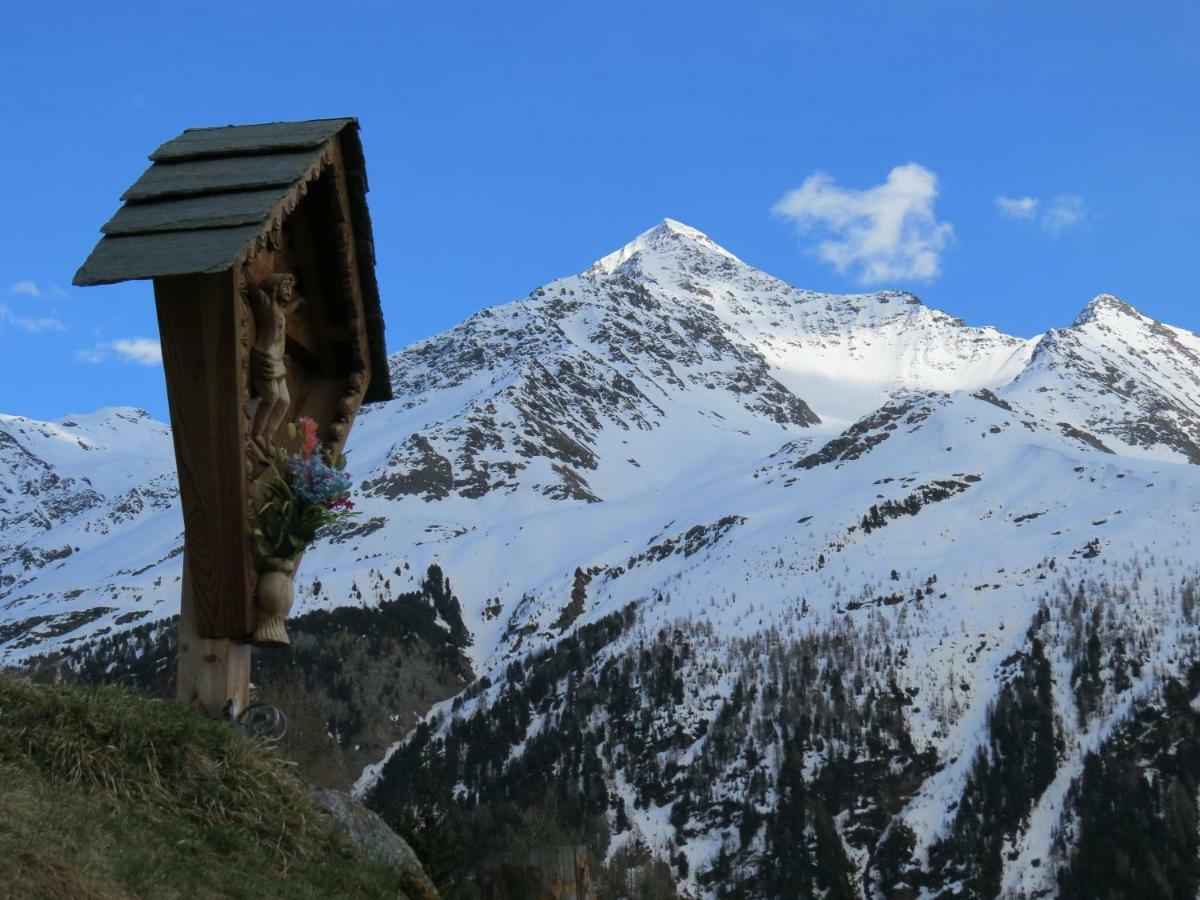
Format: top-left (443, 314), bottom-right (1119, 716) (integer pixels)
top-left (0, 676), bottom-right (416, 898)
top-left (0, 675), bottom-right (325, 863)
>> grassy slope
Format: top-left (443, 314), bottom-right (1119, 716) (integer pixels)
top-left (0, 677), bottom-right (420, 899)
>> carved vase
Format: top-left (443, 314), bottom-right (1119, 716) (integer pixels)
top-left (253, 556), bottom-right (296, 647)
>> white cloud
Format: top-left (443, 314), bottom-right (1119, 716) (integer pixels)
top-left (111, 338), bottom-right (162, 365)
top-left (996, 192), bottom-right (1088, 236)
top-left (76, 337), bottom-right (162, 366)
top-left (995, 195), bottom-right (1039, 220)
top-left (773, 163), bottom-right (954, 285)
top-left (0, 304), bottom-right (64, 333)
top-left (8, 280), bottom-right (42, 298)
top-left (1041, 194), bottom-right (1087, 236)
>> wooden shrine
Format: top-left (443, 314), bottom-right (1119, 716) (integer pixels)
top-left (74, 118), bottom-right (391, 717)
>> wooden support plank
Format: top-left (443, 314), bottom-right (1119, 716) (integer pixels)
top-left (323, 140), bottom-right (374, 429)
top-left (154, 273), bottom-right (257, 639)
top-left (176, 553), bottom-right (251, 717)
top-left (335, 128), bottom-right (390, 404)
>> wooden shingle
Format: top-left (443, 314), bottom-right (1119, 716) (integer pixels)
top-left (120, 149), bottom-right (324, 202)
top-left (73, 226), bottom-right (263, 284)
top-left (150, 118), bottom-right (354, 162)
top-left (102, 189), bottom-right (285, 235)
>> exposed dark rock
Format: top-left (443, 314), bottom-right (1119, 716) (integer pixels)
top-left (2, 606), bottom-right (116, 650)
top-left (1058, 422), bottom-right (1114, 454)
top-left (362, 434), bottom-right (454, 501)
top-left (606, 515), bottom-right (747, 578)
top-left (972, 388), bottom-right (1014, 412)
top-left (793, 395), bottom-right (939, 472)
top-left (328, 515), bottom-right (389, 544)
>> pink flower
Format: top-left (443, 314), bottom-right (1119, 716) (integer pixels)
top-left (297, 417), bottom-right (320, 457)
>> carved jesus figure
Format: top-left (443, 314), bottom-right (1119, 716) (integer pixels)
top-left (248, 273), bottom-right (301, 454)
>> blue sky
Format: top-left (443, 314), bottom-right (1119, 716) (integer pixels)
top-left (2, 1), bottom-right (1197, 421)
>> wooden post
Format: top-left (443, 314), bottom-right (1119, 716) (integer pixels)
top-left (153, 273), bottom-right (258, 641)
top-left (153, 273), bottom-right (257, 715)
top-left (176, 554), bottom-right (252, 717)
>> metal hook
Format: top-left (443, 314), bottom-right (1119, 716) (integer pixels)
top-left (236, 703), bottom-right (288, 743)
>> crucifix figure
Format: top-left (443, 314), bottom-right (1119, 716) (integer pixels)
top-left (248, 273), bottom-right (302, 456)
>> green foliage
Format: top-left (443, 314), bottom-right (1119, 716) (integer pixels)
top-left (252, 420), bottom-right (355, 560)
top-left (927, 627), bottom-right (1062, 897)
top-left (389, 773), bottom-right (472, 898)
top-left (369, 606), bottom-right (636, 884)
top-left (860, 479), bottom-right (972, 534)
top-left (595, 840), bottom-right (680, 899)
top-left (253, 467), bottom-right (353, 560)
top-left (753, 741), bottom-right (861, 900)
top-left (1058, 665), bottom-right (1200, 900)
top-left (372, 608), bottom-right (933, 897)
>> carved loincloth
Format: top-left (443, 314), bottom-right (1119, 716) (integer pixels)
top-left (251, 348), bottom-right (287, 384)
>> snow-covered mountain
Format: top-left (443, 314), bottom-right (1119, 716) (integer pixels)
top-left (6, 219), bottom-right (1200, 897)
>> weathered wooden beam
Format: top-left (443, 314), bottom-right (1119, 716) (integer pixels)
top-left (176, 554), bottom-right (251, 718)
top-left (319, 139), bottom-right (373, 450)
top-left (154, 272), bottom-right (256, 639)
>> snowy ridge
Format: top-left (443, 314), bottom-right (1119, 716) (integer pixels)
top-left (6, 220), bottom-right (1200, 896)
top-left (1005, 293), bottom-right (1200, 463)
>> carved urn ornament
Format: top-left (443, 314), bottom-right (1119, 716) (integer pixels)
top-left (73, 118), bottom-right (391, 716)
top-left (254, 556), bottom-right (296, 646)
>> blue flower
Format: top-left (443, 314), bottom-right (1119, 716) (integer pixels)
top-left (290, 453), bottom-right (353, 505)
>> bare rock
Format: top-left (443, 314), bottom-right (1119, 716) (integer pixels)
top-left (311, 788), bottom-right (438, 898)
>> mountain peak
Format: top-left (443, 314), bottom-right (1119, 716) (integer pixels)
top-left (586, 218), bottom-right (742, 275)
top-left (1072, 293), bottom-right (1145, 327)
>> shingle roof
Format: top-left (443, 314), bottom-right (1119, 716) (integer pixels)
top-left (73, 117), bottom-right (391, 403)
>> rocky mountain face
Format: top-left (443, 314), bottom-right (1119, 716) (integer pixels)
top-left (6, 219), bottom-right (1200, 897)
top-left (1006, 294), bottom-right (1200, 463)
top-left (0, 408), bottom-right (178, 652)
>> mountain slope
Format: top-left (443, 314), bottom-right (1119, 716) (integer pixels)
top-left (6, 219), bottom-right (1200, 898)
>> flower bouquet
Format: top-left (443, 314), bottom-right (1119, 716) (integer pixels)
top-left (254, 416), bottom-right (356, 560)
top-left (251, 417), bottom-right (355, 646)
